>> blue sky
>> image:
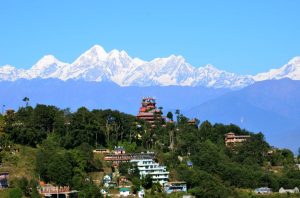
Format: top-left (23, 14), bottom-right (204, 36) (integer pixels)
top-left (0, 0), bottom-right (300, 74)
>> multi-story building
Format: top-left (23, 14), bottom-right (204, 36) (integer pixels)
top-left (130, 159), bottom-right (169, 185)
top-left (104, 152), bottom-right (155, 166)
top-left (137, 97), bottom-right (163, 124)
top-left (224, 132), bottom-right (250, 146)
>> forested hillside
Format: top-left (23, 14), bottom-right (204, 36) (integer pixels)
top-left (0, 104), bottom-right (300, 197)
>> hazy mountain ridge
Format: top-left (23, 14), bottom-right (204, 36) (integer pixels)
top-left (186, 78), bottom-right (300, 153)
top-left (0, 78), bottom-right (230, 113)
top-left (3, 45), bottom-right (299, 89)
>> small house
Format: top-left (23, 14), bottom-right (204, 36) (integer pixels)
top-left (93, 148), bottom-right (110, 154)
top-left (254, 187), bottom-right (272, 194)
top-left (119, 187), bottom-right (131, 197)
top-left (0, 172), bottom-right (9, 189)
top-left (164, 181), bottom-right (187, 194)
top-left (114, 146), bottom-right (125, 154)
top-left (279, 187), bottom-right (299, 194)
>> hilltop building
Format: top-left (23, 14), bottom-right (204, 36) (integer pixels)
top-left (137, 97), bottom-right (163, 124)
top-left (130, 158), bottom-right (169, 185)
top-left (225, 132), bottom-right (250, 146)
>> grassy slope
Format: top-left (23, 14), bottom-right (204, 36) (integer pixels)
top-left (0, 145), bottom-right (38, 179)
top-left (0, 145), bottom-right (37, 198)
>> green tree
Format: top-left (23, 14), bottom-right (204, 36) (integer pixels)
top-left (166, 111), bottom-right (173, 121)
top-left (151, 182), bottom-right (162, 194)
top-left (9, 188), bottom-right (23, 198)
top-left (78, 182), bottom-right (102, 198)
top-left (119, 162), bottom-right (131, 176)
top-left (47, 153), bottom-right (73, 185)
top-left (131, 177), bottom-right (141, 194)
top-left (18, 177), bottom-right (29, 196)
top-left (233, 133), bottom-right (269, 166)
top-left (142, 174), bottom-right (153, 189)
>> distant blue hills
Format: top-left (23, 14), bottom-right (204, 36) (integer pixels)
top-left (186, 78), bottom-right (300, 153)
top-left (0, 78), bottom-right (230, 113)
top-left (0, 78), bottom-right (299, 153)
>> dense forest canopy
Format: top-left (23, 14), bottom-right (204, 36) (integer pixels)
top-left (0, 104), bottom-right (299, 197)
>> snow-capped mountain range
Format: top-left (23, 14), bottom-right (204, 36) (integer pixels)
top-left (0, 45), bottom-right (299, 89)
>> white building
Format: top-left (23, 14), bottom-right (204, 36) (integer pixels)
top-left (279, 187), bottom-right (299, 194)
top-left (119, 187), bottom-right (131, 197)
top-left (254, 187), bottom-right (272, 194)
top-left (130, 159), bottom-right (169, 185)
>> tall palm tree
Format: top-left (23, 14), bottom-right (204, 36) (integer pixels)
top-left (23, 97), bottom-right (30, 107)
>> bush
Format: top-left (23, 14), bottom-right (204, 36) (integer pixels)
top-left (9, 188), bottom-right (22, 198)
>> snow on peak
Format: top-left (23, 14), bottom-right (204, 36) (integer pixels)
top-left (0, 64), bottom-right (27, 81)
top-left (107, 49), bottom-right (130, 59)
top-left (72, 45), bottom-right (108, 65)
top-left (32, 55), bottom-right (64, 69)
top-left (1, 64), bottom-right (16, 70)
top-left (166, 55), bottom-right (185, 62)
top-left (203, 64), bottom-right (218, 70)
top-left (287, 56), bottom-right (300, 65)
top-left (38, 54), bottom-right (59, 63)
top-left (254, 56), bottom-right (300, 81)
top-left (89, 44), bottom-right (107, 57)
top-left (1, 44), bottom-right (299, 89)
top-left (27, 55), bottom-right (68, 79)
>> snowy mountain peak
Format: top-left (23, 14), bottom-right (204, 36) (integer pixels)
top-left (254, 57), bottom-right (300, 81)
top-left (287, 56), bottom-right (300, 65)
top-left (27, 55), bottom-right (68, 79)
top-left (108, 49), bottom-right (130, 59)
top-left (72, 45), bottom-right (108, 65)
top-left (89, 45), bottom-right (107, 57)
top-left (1, 44), bottom-right (299, 89)
top-left (1, 64), bottom-right (16, 70)
top-left (32, 55), bottom-right (64, 68)
top-left (167, 55), bottom-right (185, 61)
